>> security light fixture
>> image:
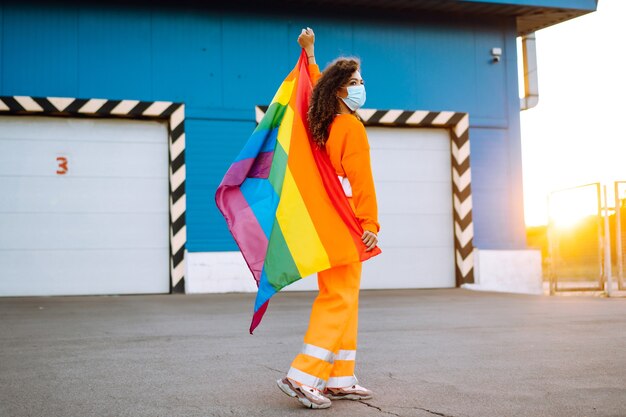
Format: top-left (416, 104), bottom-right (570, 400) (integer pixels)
top-left (491, 47), bottom-right (502, 63)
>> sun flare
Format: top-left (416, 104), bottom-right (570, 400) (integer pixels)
top-left (548, 185), bottom-right (600, 228)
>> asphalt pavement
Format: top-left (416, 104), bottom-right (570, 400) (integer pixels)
top-left (1, 288), bottom-right (625, 417)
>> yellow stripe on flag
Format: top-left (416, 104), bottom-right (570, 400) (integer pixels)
top-left (271, 79), bottom-right (295, 106)
top-left (276, 106), bottom-right (294, 154)
top-left (276, 167), bottom-right (331, 276)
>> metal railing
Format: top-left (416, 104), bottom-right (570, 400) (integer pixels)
top-left (613, 181), bottom-right (626, 291)
top-left (547, 181), bottom-right (626, 296)
top-left (547, 183), bottom-right (604, 294)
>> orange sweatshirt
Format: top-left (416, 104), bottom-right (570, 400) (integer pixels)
top-left (309, 63), bottom-right (380, 234)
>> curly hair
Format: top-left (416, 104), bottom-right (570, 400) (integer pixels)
top-left (308, 56), bottom-right (361, 148)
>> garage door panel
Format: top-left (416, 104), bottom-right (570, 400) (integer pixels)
top-left (0, 116), bottom-right (166, 144)
top-left (371, 149), bottom-right (451, 182)
top-left (369, 128), bottom-right (451, 150)
top-left (363, 127), bottom-right (455, 289)
top-left (0, 213), bottom-right (168, 250)
top-left (378, 213), bottom-right (454, 247)
top-left (0, 138), bottom-right (168, 178)
top-left (0, 249), bottom-right (169, 296)
top-left (0, 116), bottom-right (169, 296)
top-left (362, 247), bottom-right (456, 288)
top-left (377, 181), bottom-right (453, 215)
top-left (1, 177), bottom-right (168, 213)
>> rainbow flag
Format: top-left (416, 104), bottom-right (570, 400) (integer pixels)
top-left (215, 49), bottom-right (381, 334)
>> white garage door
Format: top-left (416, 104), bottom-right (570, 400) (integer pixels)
top-left (285, 126), bottom-right (455, 292)
top-left (0, 116), bottom-right (170, 296)
top-left (361, 127), bottom-right (455, 289)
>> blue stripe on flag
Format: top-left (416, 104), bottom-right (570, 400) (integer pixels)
top-left (240, 178), bottom-right (279, 240)
top-left (254, 269), bottom-right (276, 312)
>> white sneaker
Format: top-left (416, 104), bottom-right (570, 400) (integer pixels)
top-left (324, 384), bottom-right (373, 400)
top-left (276, 377), bottom-right (332, 409)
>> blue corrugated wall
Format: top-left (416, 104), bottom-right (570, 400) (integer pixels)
top-left (0, 3), bottom-right (527, 251)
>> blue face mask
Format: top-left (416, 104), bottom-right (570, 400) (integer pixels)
top-left (340, 84), bottom-right (366, 111)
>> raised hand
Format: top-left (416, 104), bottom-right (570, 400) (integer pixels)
top-left (297, 27), bottom-right (315, 50)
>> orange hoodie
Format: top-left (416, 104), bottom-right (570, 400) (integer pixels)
top-left (309, 63), bottom-right (380, 234)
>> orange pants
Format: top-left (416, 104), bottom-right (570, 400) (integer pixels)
top-left (287, 261), bottom-right (362, 390)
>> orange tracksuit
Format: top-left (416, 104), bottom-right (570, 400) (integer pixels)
top-left (286, 63), bottom-right (380, 390)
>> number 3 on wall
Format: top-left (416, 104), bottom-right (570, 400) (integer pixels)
top-left (56, 156), bottom-right (68, 175)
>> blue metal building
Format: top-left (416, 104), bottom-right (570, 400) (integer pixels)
top-left (0, 1), bottom-right (597, 296)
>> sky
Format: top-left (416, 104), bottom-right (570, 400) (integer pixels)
top-left (518, 0), bottom-right (626, 226)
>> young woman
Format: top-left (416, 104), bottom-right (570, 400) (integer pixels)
top-left (276, 27), bottom-right (380, 410)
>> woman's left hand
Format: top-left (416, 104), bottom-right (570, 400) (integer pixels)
top-left (361, 230), bottom-right (378, 251)
top-left (297, 27), bottom-right (315, 54)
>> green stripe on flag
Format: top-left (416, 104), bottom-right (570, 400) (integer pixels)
top-left (264, 221), bottom-right (301, 290)
top-left (255, 102), bottom-right (287, 133)
top-left (268, 142), bottom-right (288, 196)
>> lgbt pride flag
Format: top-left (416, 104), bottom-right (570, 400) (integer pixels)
top-left (215, 49), bottom-right (381, 334)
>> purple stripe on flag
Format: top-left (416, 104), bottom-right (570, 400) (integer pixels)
top-left (218, 151), bottom-right (274, 187)
top-left (250, 300), bottom-right (270, 334)
top-left (248, 151), bottom-right (274, 179)
top-left (215, 186), bottom-right (268, 283)
top-left (219, 158), bottom-right (254, 187)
